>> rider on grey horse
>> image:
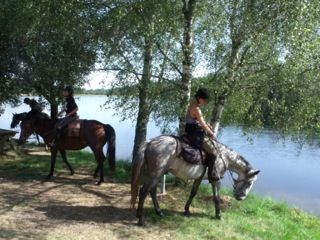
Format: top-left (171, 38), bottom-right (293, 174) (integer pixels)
top-left (185, 88), bottom-right (220, 181)
top-left (185, 88), bottom-right (257, 182)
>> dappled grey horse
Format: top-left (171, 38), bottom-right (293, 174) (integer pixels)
top-left (131, 135), bottom-right (260, 226)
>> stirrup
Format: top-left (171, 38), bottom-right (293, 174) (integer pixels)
top-left (48, 141), bottom-right (56, 147)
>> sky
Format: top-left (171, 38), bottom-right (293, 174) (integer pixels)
top-left (84, 70), bottom-right (114, 89)
top-left (83, 62), bottom-right (210, 90)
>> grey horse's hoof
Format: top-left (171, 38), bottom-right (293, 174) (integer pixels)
top-left (45, 175), bottom-right (53, 180)
top-left (183, 210), bottom-right (191, 217)
top-left (156, 211), bottom-right (164, 217)
top-left (95, 180), bottom-right (104, 185)
top-left (137, 218), bottom-right (145, 227)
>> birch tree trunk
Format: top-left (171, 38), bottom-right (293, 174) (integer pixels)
top-left (178, 0), bottom-right (197, 134)
top-left (210, 90), bottom-right (229, 136)
top-left (210, 1), bottom-right (242, 135)
top-left (132, 37), bottom-right (153, 161)
top-left (50, 103), bottom-right (58, 120)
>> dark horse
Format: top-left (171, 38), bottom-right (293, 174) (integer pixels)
top-left (131, 135), bottom-right (260, 226)
top-left (11, 112), bottom-right (116, 185)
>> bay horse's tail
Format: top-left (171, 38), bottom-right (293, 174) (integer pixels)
top-left (104, 124), bottom-right (116, 171)
top-left (130, 142), bottom-right (147, 209)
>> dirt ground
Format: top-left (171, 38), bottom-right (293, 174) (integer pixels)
top-left (0, 151), bottom-right (175, 240)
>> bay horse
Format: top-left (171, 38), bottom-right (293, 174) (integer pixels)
top-left (131, 135), bottom-right (260, 226)
top-left (11, 112), bottom-right (115, 185)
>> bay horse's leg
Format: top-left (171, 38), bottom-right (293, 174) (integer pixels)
top-left (93, 165), bottom-right (99, 179)
top-left (60, 149), bottom-right (74, 175)
top-left (47, 148), bottom-right (58, 180)
top-left (136, 178), bottom-right (159, 226)
top-left (93, 156), bottom-right (105, 178)
top-left (211, 180), bottom-right (222, 219)
top-left (150, 184), bottom-right (164, 217)
top-left (93, 149), bottom-right (105, 185)
top-left (184, 177), bottom-right (202, 217)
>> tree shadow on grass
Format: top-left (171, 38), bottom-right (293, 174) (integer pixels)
top-left (35, 203), bottom-right (212, 226)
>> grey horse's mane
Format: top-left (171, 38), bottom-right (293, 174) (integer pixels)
top-left (212, 140), bottom-right (250, 174)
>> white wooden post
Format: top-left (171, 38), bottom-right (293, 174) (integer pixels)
top-left (160, 174), bottom-right (166, 194)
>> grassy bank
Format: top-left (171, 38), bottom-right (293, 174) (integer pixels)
top-left (0, 147), bottom-right (319, 240)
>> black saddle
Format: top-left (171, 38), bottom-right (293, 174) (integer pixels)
top-left (177, 135), bottom-right (207, 165)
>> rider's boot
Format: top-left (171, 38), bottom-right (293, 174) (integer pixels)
top-left (48, 128), bottom-right (61, 147)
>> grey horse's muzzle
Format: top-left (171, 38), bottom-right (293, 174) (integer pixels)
top-left (234, 193), bottom-right (246, 201)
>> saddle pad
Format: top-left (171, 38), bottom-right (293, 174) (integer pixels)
top-left (67, 120), bottom-right (81, 137)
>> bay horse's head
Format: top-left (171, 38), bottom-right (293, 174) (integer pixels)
top-left (10, 112), bottom-right (28, 129)
top-left (18, 118), bottom-right (35, 144)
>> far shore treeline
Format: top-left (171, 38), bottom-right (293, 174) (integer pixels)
top-left (1, 1), bottom-right (320, 160)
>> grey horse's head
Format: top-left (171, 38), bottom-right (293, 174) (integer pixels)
top-left (214, 142), bottom-right (260, 201)
top-left (233, 169), bottom-right (260, 201)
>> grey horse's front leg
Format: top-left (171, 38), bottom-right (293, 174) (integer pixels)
top-left (184, 177), bottom-right (202, 217)
top-left (211, 180), bottom-right (222, 219)
top-left (184, 169), bottom-right (206, 217)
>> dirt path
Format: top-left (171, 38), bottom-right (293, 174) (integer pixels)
top-left (0, 151), bottom-right (174, 240)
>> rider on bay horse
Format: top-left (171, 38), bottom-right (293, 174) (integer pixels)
top-left (24, 97), bottom-right (43, 118)
top-left (49, 86), bottom-right (79, 147)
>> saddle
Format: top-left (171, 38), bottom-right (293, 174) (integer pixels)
top-left (178, 135), bottom-right (207, 165)
top-left (67, 120), bottom-right (81, 137)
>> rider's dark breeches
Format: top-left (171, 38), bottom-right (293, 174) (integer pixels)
top-left (54, 116), bottom-right (77, 141)
top-left (202, 137), bottom-right (220, 181)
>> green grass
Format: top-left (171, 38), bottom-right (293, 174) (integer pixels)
top-left (1, 146), bottom-right (319, 240)
top-left (149, 185), bottom-right (320, 240)
top-left (0, 147), bottom-right (132, 182)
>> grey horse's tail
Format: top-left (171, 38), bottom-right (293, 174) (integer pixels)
top-left (130, 142), bottom-right (147, 208)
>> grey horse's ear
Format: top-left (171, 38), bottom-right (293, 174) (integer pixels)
top-left (247, 169), bottom-right (260, 178)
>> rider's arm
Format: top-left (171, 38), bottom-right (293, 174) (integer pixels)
top-left (66, 107), bottom-right (78, 117)
top-left (192, 107), bottom-right (216, 139)
top-left (57, 109), bottom-right (65, 117)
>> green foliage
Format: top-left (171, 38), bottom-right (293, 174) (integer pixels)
top-left (1, 0), bottom-right (99, 114)
top-left (0, 0), bottom-right (32, 109)
top-left (20, 1), bottom-right (98, 105)
top-left (2, 0), bottom-right (319, 140)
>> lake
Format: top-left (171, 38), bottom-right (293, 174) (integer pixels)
top-left (1, 95), bottom-right (319, 216)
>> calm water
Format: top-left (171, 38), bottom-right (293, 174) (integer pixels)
top-left (1, 95), bottom-right (319, 216)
